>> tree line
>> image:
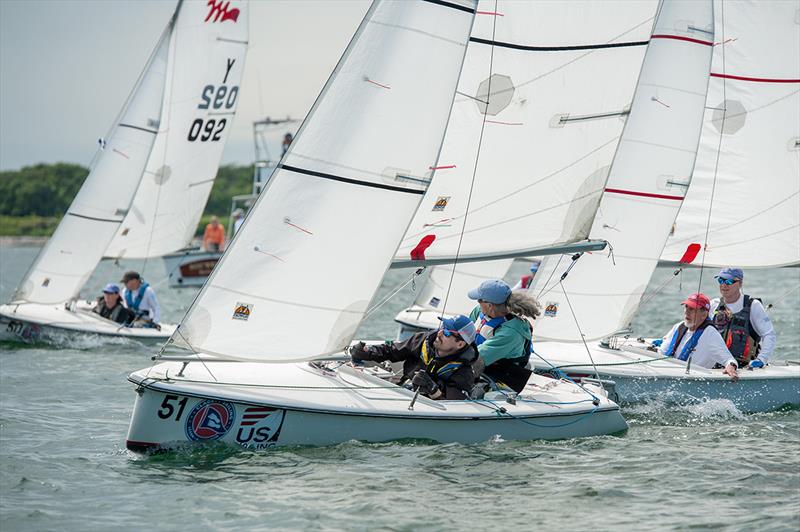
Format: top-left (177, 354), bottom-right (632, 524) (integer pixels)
top-left (0, 163), bottom-right (252, 234)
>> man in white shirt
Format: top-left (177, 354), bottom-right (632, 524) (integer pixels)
top-left (121, 271), bottom-right (161, 327)
top-left (658, 292), bottom-right (738, 381)
top-left (710, 267), bottom-right (775, 369)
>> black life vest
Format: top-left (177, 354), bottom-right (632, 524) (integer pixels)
top-left (712, 295), bottom-right (761, 367)
top-left (94, 297), bottom-right (134, 325)
top-left (481, 315), bottom-right (533, 393)
top-left (419, 333), bottom-right (476, 383)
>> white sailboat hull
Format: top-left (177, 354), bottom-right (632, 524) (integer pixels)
top-left (0, 303), bottom-right (175, 343)
top-left (162, 249), bottom-right (221, 288)
top-left (531, 340), bottom-right (800, 413)
top-left (126, 360), bottom-right (627, 451)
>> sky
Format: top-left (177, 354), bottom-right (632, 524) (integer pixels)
top-left (0, 0), bottom-right (370, 171)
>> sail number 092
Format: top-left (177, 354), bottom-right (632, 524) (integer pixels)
top-left (187, 84), bottom-right (238, 142)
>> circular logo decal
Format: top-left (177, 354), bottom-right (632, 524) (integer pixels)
top-left (185, 399), bottom-right (236, 442)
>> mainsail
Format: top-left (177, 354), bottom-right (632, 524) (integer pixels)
top-left (172, 0), bottom-right (478, 361)
top-left (531, 0), bottom-right (715, 342)
top-left (393, 0), bottom-right (658, 266)
top-left (11, 12), bottom-right (174, 305)
top-left (105, 0), bottom-right (249, 259)
top-left (661, 0), bottom-right (800, 268)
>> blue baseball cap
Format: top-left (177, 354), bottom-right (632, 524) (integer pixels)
top-left (103, 283), bottom-right (120, 294)
top-left (715, 267), bottom-right (743, 281)
top-left (467, 279), bottom-right (511, 305)
top-left (438, 315), bottom-right (477, 344)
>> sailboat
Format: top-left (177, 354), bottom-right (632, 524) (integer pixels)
top-left (123, 0), bottom-right (710, 451)
top-left (0, 0), bottom-right (249, 343)
top-left (527, 0), bottom-right (800, 412)
top-left (391, 0), bottom-right (800, 413)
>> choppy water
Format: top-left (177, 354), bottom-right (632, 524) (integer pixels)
top-left (1, 244), bottom-right (798, 531)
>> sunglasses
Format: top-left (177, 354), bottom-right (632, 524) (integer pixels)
top-left (440, 328), bottom-right (462, 341)
top-left (717, 278), bottom-right (739, 285)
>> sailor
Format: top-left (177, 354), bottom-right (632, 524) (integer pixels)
top-left (658, 292), bottom-right (738, 381)
top-left (467, 279), bottom-right (541, 393)
top-left (120, 271), bottom-right (161, 328)
top-left (281, 132), bottom-right (293, 156)
top-left (349, 315), bottom-right (478, 400)
top-left (710, 267), bottom-right (776, 369)
top-left (512, 260), bottom-right (541, 291)
top-left (202, 215), bottom-right (225, 252)
top-left (92, 283), bottom-right (135, 325)
top-left (232, 208), bottom-right (245, 234)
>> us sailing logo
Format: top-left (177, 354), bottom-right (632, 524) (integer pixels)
top-left (205, 0), bottom-right (240, 23)
top-left (185, 400), bottom-right (236, 442)
top-left (235, 406), bottom-right (286, 449)
top-left (232, 302), bottom-right (252, 321)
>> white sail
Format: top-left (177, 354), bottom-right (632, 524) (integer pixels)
top-left (11, 15), bottom-right (174, 305)
top-left (105, 0), bottom-right (249, 259)
top-left (393, 0), bottom-right (658, 265)
top-left (172, 0), bottom-right (477, 361)
top-left (530, 0), bottom-right (715, 342)
top-left (412, 260), bottom-right (513, 317)
top-left (661, 0), bottom-right (800, 268)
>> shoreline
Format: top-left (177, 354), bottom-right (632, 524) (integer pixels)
top-left (0, 236), bottom-right (49, 246)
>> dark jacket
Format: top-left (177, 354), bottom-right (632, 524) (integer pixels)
top-left (93, 296), bottom-right (135, 325)
top-left (356, 332), bottom-right (478, 400)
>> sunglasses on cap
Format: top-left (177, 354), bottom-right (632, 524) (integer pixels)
top-left (717, 278), bottom-right (739, 285)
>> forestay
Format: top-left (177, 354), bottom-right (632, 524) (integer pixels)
top-left (172, 0), bottom-right (477, 361)
top-left (393, 0), bottom-right (658, 265)
top-left (11, 16), bottom-right (173, 305)
top-left (530, 0), bottom-right (715, 342)
top-left (105, 0), bottom-right (249, 259)
top-left (661, 0), bottom-right (800, 268)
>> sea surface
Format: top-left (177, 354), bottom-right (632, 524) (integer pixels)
top-left (1, 244), bottom-right (798, 531)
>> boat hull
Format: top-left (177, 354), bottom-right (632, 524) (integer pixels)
top-left (532, 340), bottom-right (800, 413)
top-left (162, 250), bottom-right (221, 288)
top-left (126, 361), bottom-right (627, 451)
top-left (0, 303), bottom-right (174, 343)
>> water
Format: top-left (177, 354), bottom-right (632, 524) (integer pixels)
top-left (1, 245), bottom-right (799, 530)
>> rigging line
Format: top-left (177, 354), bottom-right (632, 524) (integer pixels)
top-left (558, 280), bottom-right (601, 382)
top-left (441, 0), bottom-right (500, 316)
top-left (363, 268), bottom-right (426, 320)
top-left (698, 0), bottom-right (727, 291)
top-left (766, 284), bottom-right (800, 312)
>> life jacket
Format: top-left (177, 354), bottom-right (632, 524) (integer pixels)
top-left (419, 335), bottom-right (475, 382)
top-left (664, 318), bottom-right (714, 361)
top-left (475, 312), bottom-right (533, 393)
top-left (125, 282), bottom-right (150, 311)
top-left (94, 297), bottom-right (133, 325)
top-left (712, 295), bottom-right (761, 367)
top-left (475, 312), bottom-right (532, 365)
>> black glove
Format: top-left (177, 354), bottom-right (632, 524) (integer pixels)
top-left (411, 370), bottom-right (438, 396)
top-left (349, 341), bottom-right (370, 363)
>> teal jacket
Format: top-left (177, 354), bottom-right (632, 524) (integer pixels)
top-left (469, 306), bottom-right (532, 366)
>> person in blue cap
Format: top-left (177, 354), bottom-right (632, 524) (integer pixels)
top-left (92, 283), bottom-right (135, 325)
top-left (512, 260), bottom-right (541, 291)
top-left (349, 315), bottom-right (478, 400)
top-left (467, 279), bottom-right (541, 392)
top-left (710, 267), bottom-right (776, 369)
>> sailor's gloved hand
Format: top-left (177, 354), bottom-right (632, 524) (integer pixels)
top-left (349, 342), bottom-right (370, 363)
top-left (748, 359), bottom-right (765, 369)
top-left (411, 370), bottom-right (438, 396)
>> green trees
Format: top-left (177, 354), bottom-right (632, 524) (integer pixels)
top-left (0, 163), bottom-right (252, 236)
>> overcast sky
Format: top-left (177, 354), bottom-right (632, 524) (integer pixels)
top-left (0, 0), bottom-right (370, 171)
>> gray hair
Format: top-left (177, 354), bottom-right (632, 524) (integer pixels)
top-left (506, 291), bottom-right (541, 319)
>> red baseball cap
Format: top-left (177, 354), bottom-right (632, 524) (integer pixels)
top-left (682, 292), bottom-right (710, 310)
